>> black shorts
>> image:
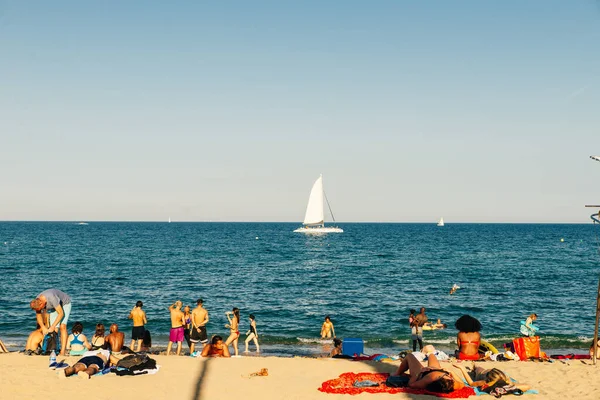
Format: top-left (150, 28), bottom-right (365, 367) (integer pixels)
top-left (77, 355), bottom-right (105, 370)
top-left (190, 326), bottom-right (208, 344)
top-left (132, 326), bottom-right (145, 340)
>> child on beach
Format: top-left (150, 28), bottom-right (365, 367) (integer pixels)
top-left (520, 314), bottom-right (539, 337)
top-left (244, 314), bottom-right (260, 353)
top-left (166, 301), bottom-right (186, 356)
top-left (128, 301), bottom-right (147, 352)
top-left (225, 307), bottom-right (241, 356)
top-left (321, 316), bottom-right (336, 339)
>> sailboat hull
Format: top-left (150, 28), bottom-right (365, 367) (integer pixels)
top-left (293, 226), bottom-right (344, 233)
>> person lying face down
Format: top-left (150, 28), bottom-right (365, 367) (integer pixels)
top-left (58, 349), bottom-right (120, 379)
top-left (201, 335), bottom-right (231, 358)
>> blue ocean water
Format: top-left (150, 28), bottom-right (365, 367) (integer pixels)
top-left (1, 222), bottom-right (599, 356)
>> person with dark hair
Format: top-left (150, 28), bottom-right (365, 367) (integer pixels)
top-left (183, 305), bottom-right (192, 350)
top-left (91, 324), bottom-right (105, 349)
top-left (29, 289), bottom-right (71, 356)
top-left (104, 324), bottom-right (124, 355)
top-left (244, 314), bottom-right (260, 353)
top-left (392, 353), bottom-right (464, 393)
top-left (455, 315), bottom-right (482, 360)
top-left (451, 363), bottom-right (530, 392)
top-left (67, 321), bottom-right (91, 356)
top-left (321, 316), bottom-right (335, 339)
top-left (141, 329), bottom-right (152, 352)
top-left (201, 335), bottom-right (231, 358)
top-left (128, 300), bottom-right (147, 352)
top-left (190, 299), bottom-right (209, 355)
top-left (330, 338), bottom-right (343, 357)
top-left (412, 307), bottom-right (427, 351)
top-left (225, 307), bottom-right (241, 356)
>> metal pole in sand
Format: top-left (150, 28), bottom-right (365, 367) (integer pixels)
top-left (594, 277), bottom-right (600, 366)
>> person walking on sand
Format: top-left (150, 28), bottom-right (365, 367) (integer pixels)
top-left (244, 314), bottom-right (260, 353)
top-left (30, 289), bottom-right (72, 356)
top-left (128, 301), bottom-right (147, 352)
top-left (183, 305), bottom-right (192, 350)
top-left (321, 316), bottom-right (336, 339)
top-left (190, 298), bottom-right (209, 355)
top-left (166, 301), bottom-right (186, 356)
top-left (225, 307), bottom-right (241, 356)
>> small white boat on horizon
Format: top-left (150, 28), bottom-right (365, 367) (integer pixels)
top-left (437, 217), bottom-right (444, 227)
top-left (294, 175), bottom-right (343, 234)
top-left (77, 222), bottom-right (88, 225)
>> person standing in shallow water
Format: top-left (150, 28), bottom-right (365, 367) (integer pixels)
top-left (321, 316), bottom-right (336, 339)
top-left (225, 307), bottom-right (241, 356)
top-left (29, 289), bottom-right (72, 356)
top-left (244, 314), bottom-right (260, 353)
top-left (128, 301), bottom-right (147, 352)
top-left (412, 307), bottom-right (427, 351)
top-left (166, 301), bottom-right (185, 356)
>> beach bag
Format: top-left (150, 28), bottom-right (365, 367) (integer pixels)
top-left (513, 336), bottom-right (540, 360)
top-left (116, 354), bottom-right (156, 371)
top-left (42, 332), bottom-right (58, 354)
top-left (385, 375), bottom-right (410, 388)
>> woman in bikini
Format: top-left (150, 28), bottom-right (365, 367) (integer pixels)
top-left (66, 321), bottom-right (91, 356)
top-left (244, 314), bottom-right (260, 353)
top-left (392, 352), bottom-right (464, 393)
top-left (225, 307), bottom-right (240, 356)
top-left (91, 323), bottom-right (105, 350)
top-left (321, 316), bottom-right (335, 339)
top-left (183, 305), bottom-right (192, 351)
top-left (455, 315), bottom-right (482, 360)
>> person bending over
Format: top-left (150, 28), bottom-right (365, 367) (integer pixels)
top-left (30, 289), bottom-right (72, 356)
top-left (67, 321), bottom-right (91, 356)
top-left (392, 353), bottom-right (464, 393)
top-left (201, 335), bottom-right (231, 358)
top-left (59, 349), bottom-right (119, 379)
top-left (455, 315), bottom-right (482, 360)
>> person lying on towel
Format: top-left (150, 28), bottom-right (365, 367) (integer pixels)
top-left (59, 349), bottom-right (120, 379)
top-left (451, 363), bottom-right (531, 392)
top-left (391, 353), bottom-right (465, 394)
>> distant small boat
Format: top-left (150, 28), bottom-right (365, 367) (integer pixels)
top-left (77, 222), bottom-right (88, 225)
top-left (294, 174), bottom-right (343, 234)
top-left (168, 217), bottom-right (171, 223)
top-left (437, 217), bottom-right (444, 227)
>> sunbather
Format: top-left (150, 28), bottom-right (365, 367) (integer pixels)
top-left (330, 338), bottom-right (342, 357)
top-left (67, 321), bottom-right (91, 356)
top-left (104, 324), bottom-right (124, 355)
top-left (391, 352), bottom-right (465, 393)
top-left (455, 315), bottom-right (481, 360)
top-left (59, 349), bottom-right (119, 379)
top-left (90, 324), bottom-right (105, 350)
top-left (201, 335), bottom-right (231, 358)
top-left (452, 363), bottom-right (531, 392)
top-left (24, 324), bottom-right (46, 355)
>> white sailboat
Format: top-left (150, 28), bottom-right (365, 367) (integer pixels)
top-left (294, 175), bottom-right (343, 233)
top-left (437, 217), bottom-right (445, 227)
top-left (168, 217), bottom-right (171, 223)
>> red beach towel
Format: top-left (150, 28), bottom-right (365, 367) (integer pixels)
top-left (318, 372), bottom-right (475, 398)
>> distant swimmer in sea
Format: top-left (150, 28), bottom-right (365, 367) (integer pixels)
top-left (30, 289), bottom-right (72, 356)
top-left (225, 307), bottom-right (241, 356)
top-left (450, 284), bottom-right (460, 295)
top-left (455, 315), bottom-right (482, 360)
top-left (190, 298), bottom-right (209, 355)
top-left (128, 301), bottom-right (147, 352)
top-left (520, 313), bottom-right (539, 337)
top-left (244, 314), bottom-right (260, 353)
top-left (201, 335), bottom-right (231, 358)
top-left (321, 316), bottom-right (336, 339)
top-left (423, 319), bottom-right (448, 330)
top-left (167, 301), bottom-right (186, 356)
top-left (90, 323), bottom-right (105, 350)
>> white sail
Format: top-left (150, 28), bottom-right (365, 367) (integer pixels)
top-left (302, 175), bottom-right (325, 226)
top-left (437, 217), bottom-right (444, 226)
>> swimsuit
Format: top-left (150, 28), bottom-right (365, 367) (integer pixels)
top-left (132, 326), bottom-right (145, 340)
top-left (191, 326), bottom-right (208, 344)
top-left (458, 340), bottom-right (480, 360)
top-left (169, 326), bottom-right (184, 342)
top-left (69, 333), bottom-right (87, 355)
top-left (208, 346), bottom-right (224, 356)
top-left (77, 355), bottom-right (105, 370)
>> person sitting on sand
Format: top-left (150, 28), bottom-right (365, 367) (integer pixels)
top-left (244, 314), bottom-right (260, 353)
top-left (90, 323), bottom-right (105, 350)
top-left (330, 338), bottom-right (343, 357)
top-left (59, 349), bottom-right (119, 379)
top-left (451, 363), bottom-right (531, 392)
top-left (128, 301), bottom-right (147, 352)
top-left (167, 301), bottom-right (186, 356)
top-left (455, 315), bottom-right (482, 360)
top-left (24, 313), bottom-right (49, 355)
top-left (391, 352), bottom-right (465, 393)
top-left (225, 307), bottom-right (241, 356)
top-left (590, 339), bottom-right (600, 358)
top-left (321, 316), bottom-right (336, 339)
top-left (67, 321), bottom-right (91, 356)
top-left (141, 330), bottom-right (152, 352)
top-left (104, 324), bottom-right (124, 356)
top-left (201, 335), bottom-right (231, 358)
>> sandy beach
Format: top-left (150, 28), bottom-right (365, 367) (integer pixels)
top-left (2, 353), bottom-right (600, 400)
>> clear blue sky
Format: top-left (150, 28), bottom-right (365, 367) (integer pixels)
top-left (1, 1), bottom-right (599, 222)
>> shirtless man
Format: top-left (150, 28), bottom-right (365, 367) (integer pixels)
top-left (413, 307), bottom-right (428, 351)
top-left (190, 298), bottom-right (209, 355)
top-left (59, 349), bottom-right (120, 379)
top-left (128, 301), bottom-right (147, 352)
top-left (166, 301), bottom-right (186, 356)
top-left (30, 289), bottom-right (72, 356)
top-left (104, 324), bottom-right (125, 357)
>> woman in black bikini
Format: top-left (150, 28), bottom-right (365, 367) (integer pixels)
top-left (392, 353), bottom-right (465, 393)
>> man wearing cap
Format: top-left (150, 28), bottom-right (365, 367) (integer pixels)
top-left (30, 289), bottom-right (71, 356)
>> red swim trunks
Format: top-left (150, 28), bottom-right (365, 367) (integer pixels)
top-left (169, 326), bottom-right (184, 342)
